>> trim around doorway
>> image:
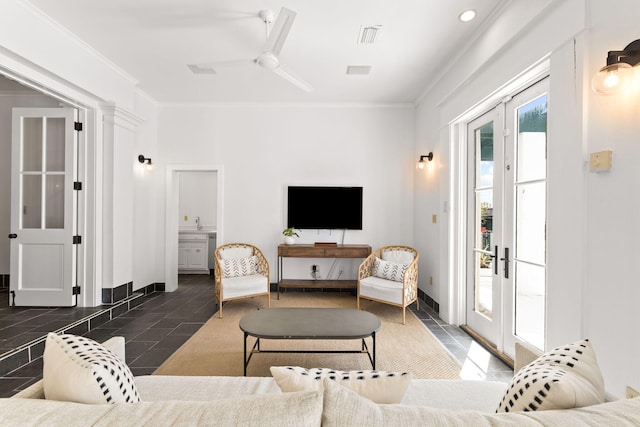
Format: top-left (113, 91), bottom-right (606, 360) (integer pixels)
top-left (164, 164), bottom-right (224, 292)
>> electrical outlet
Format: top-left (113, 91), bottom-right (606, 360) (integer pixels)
top-left (184, 215), bottom-right (188, 221)
top-left (627, 386), bottom-right (640, 399)
top-left (432, 214), bottom-right (437, 223)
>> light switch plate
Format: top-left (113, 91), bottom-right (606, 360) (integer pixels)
top-left (589, 150), bottom-right (612, 172)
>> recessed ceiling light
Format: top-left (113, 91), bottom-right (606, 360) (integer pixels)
top-left (459, 9), bottom-right (476, 22)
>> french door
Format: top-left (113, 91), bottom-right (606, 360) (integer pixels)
top-left (465, 78), bottom-right (548, 358)
top-left (9, 107), bottom-right (78, 306)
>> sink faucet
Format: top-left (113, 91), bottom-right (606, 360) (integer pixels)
top-left (195, 216), bottom-right (202, 230)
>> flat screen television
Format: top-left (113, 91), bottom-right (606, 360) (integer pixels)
top-left (287, 186), bottom-right (363, 230)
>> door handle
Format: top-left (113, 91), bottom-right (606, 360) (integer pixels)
top-left (8, 233), bottom-right (17, 239)
top-left (500, 247), bottom-right (510, 279)
top-left (493, 245), bottom-right (499, 275)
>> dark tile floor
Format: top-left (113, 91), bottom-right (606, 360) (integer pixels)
top-left (0, 275), bottom-right (512, 398)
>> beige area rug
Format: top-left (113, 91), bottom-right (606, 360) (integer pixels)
top-left (154, 292), bottom-right (461, 379)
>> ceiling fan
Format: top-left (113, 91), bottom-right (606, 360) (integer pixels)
top-left (187, 7), bottom-right (313, 92)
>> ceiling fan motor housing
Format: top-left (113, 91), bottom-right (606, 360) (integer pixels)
top-left (256, 52), bottom-right (279, 69)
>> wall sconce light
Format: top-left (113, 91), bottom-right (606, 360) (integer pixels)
top-left (417, 152), bottom-right (434, 169)
top-left (592, 39), bottom-right (640, 95)
top-left (138, 154), bottom-right (155, 171)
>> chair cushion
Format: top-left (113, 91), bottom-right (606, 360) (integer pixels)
top-left (270, 366), bottom-right (411, 404)
top-left (359, 276), bottom-right (403, 305)
top-left (219, 246), bottom-right (253, 260)
top-left (373, 257), bottom-right (407, 282)
top-left (43, 333), bottom-right (140, 404)
top-left (496, 339), bottom-right (605, 412)
top-left (221, 256), bottom-right (258, 278)
top-left (382, 249), bottom-right (415, 265)
top-left (221, 274), bottom-right (268, 300)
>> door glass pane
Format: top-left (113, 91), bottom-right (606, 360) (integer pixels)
top-left (516, 182), bottom-right (546, 264)
top-left (474, 121), bottom-right (494, 319)
top-left (514, 262), bottom-right (545, 349)
top-left (514, 93), bottom-right (547, 351)
top-left (46, 118), bottom-right (66, 172)
top-left (22, 175), bottom-right (42, 229)
top-left (22, 118), bottom-right (43, 172)
top-left (46, 175), bottom-right (65, 229)
top-left (517, 96), bottom-right (547, 182)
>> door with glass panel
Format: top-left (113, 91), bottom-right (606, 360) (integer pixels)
top-left (466, 79), bottom-right (548, 358)
top-left (9, 107), bottom-right (77, 306)
top-left (466, 108), bottom-right (503, 345)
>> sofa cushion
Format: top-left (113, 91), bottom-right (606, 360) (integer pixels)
top-left (43, 333), bottom-right (140, 404)
top-left (496, 339), bottom-right (605, 412)
top-left (2, 390), bottom-right (323, 427)
top-left (372, 257), bottom-right (407, 282)
top-left (359, 276), bottom-right (403, 304)
top-left (220, 273), bottom-right (268, 299)
top-left (221, 255), bottom-right (258, 278)
top-left (321, 378), bottom-right (640, 427)
top-left (270, 366), bottom-right (411, 404)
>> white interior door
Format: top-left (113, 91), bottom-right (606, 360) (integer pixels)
top-left (9, 107), bottom-right (77, 307)
top-left (465, 78), bottom-right (548, 358)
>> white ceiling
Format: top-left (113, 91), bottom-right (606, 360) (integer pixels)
top-left (26, 0), bottom-right (506, 104)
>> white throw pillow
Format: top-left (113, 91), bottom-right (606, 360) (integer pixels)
top-left (270, 366), bottom-right (411, 404)
top-left (372, 257), bottom-right (407, 282)
top-left (219, 246), bottom-right (253, 260)
top-left (221, 255), bottom-right (258, 278)
top-left (496, 339), bottom-right (605, 412)
top-left (43, 333), bottom-right (140, 404)
top-left (381, 249), bottom-right (415, 265)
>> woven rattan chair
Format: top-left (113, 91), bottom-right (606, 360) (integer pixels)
top-left (357, 245), bottom-right (419, 324)
top-left (214, 243), bottom-right (270, 318)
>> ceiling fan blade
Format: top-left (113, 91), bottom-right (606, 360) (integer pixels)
top-left (272, 64), bottom-right (313, 92)
top-left (187, 59), bottom-right (253, 74)
top-left (263, 7), bottom-right (296, 56)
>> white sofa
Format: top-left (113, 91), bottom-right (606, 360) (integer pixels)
top-left (2, 337), bottom-right (639, 426)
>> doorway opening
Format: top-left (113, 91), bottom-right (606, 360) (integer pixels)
top-left (164, 164), bottom-right (224, 292)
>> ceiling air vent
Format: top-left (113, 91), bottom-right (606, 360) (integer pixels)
top-left (358, 25), bottom-right (382, 44)
top-left (346, 66), bottom-right (372, 75)
top-left (188, 64), bottom-right (216, 75)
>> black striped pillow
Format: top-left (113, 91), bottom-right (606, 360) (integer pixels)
top-left (43, 333), bottom-right (140, 404)
top-left (496, 339), bottom-right (605, 412)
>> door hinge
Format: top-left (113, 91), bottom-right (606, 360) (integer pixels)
top-left (72, 286), bottom-right (81, 295)
top-left (73, 235), bottom-right (82, 244)
top-left (74, 122), bottom-right (83, 131)
top-left (73, 181), bottom-right (82, 191)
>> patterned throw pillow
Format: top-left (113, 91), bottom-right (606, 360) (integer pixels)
top-left (372, 257), bottom-right (407, 282)
top-left (270, 366), bottom-right (411, 404)
top-left (496, 339), bottom-right (605, 412)
top-left (43, 333), bottom-right (140, 404)
top-left (221, 255), bottom-right (258, 278)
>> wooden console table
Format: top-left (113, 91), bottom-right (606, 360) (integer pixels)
top-left (276, 244), bottom-right (372, 299)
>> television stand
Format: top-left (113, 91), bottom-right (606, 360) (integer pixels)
top-left (276, 244), bottom-right (372, 299)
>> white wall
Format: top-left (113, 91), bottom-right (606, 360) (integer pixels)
top-left (157, 104), bottom-right (415, 281)
top-left (415, 0), bottom-right (640, 397)
top-left (178, 171), bottom-right (217, 230)
top-left (0, 1), bottom-right (162, 298)
top-left (132, 92), bottom-right (160, 291)
top-left (583, 0), bottom-right (640, 400)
